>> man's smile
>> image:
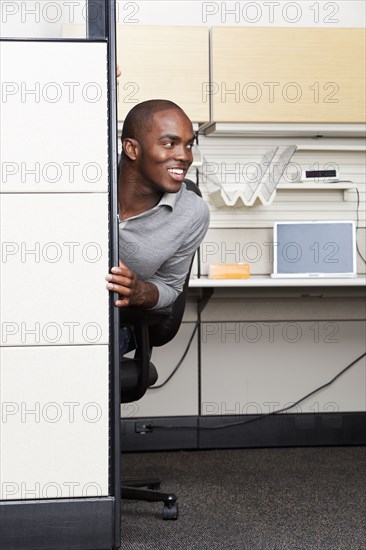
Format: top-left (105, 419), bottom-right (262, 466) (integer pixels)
top-left (167, 166), bottom-right (187, 182)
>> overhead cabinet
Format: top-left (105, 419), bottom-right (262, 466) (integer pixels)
top-left (116, 26), bottom-right (210, 123)
top-left (210, 27), bottom-right (366, 123)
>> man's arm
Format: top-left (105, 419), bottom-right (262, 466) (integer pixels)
top-left (107, 190), bottom-right (210, 309)
top-left (106, 261), bottom-right (159, 309)
top-left (145, 196), bottom-right (210, 309)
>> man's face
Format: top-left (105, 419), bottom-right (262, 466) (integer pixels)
top-left (136, 108), bottom-right (195, 194)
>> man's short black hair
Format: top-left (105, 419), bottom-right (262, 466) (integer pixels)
top-left (121, 99), bottom-right (186, 144)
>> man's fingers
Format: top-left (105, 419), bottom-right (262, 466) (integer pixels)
top-left (109, 262), bottom-right (133, 278)
top-left (106, 274), bottom-right (132, 287)
top-left (106, 262), bottom-right (137, 308)
top-left (115, 298), bottom-right (130, 308)
top-left (106, 282), bottom-right (132, 297)
top-left (111, 270), bottom-right (131, 278)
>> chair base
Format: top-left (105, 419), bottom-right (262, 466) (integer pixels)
top-left (121, 478), bottom-right (178, 520)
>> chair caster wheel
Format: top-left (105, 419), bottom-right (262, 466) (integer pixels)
top-left (163, 503), bottom-right (178, 520)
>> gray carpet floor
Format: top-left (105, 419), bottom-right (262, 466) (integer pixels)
top-left (121, 446), bottom-right (366, 550)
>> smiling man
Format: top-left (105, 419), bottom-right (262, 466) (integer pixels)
top-left (106, 100), bottom-right (210, 318)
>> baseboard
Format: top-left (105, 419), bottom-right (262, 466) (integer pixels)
top-left (0, 498), bottom-right (118, 550)
top-left (121, 412), bottom-right (366, 452)
top-left (121, 416), bottom-right (199, 451)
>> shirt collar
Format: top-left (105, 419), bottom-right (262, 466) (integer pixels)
top-left (119, 186), bottom-right (181, 225)
top-left (158, 190), bottom-right (179, 210)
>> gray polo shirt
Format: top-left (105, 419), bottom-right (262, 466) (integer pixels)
top-left (119, 182), bottom-right (210, 309)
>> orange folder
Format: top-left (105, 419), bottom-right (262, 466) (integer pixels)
top-left (208, 264), bottom-right (250, 279)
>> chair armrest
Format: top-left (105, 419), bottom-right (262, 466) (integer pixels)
top-left (120, 306), bottom-right (173, 327)
top-left (120, 307), bottom-right (167, 403)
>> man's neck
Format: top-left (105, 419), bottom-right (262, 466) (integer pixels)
top-left (118, 171), bottom-right (163, 220)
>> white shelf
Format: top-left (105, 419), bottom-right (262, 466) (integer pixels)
top-left (296, 144), bottom-right (366, 152)
top-left (276, 182), bottom-right (357, 201)
top-left (277, 183), bottom-right (356, 189)
top-left (189, 276), bottom-right (366, 288)
top-left (200, 123), bottom-right (366, 138)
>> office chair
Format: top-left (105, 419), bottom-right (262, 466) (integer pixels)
top-left (120, 179), bottom-right (201, 520)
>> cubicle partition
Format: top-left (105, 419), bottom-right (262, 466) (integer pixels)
top-left (0, 2), bottom-right (121, 548)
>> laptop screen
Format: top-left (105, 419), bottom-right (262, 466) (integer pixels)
top-left (273, 221), bottom-right (356, 277)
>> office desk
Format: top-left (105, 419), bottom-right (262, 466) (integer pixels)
top-left (122, 275), bottom-right (366, 451)
top-left (189, 276), bottom-right (366, 312)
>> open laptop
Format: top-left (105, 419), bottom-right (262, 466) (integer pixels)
top-left (271, 221), bottom-right (357, 278)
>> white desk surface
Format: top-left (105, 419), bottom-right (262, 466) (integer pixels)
top-left (189, 276), bottom-right (366, 288)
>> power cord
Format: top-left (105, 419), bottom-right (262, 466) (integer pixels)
top-left (355, 188), bottom-right (366, 264)
top-left (147, 351), bottom-right (366, 431)
top-left (148, 322), bottom-right (199, 390)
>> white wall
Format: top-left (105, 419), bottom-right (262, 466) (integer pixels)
top-left (0, 0), bottom-right (365, 38)
top-left (117, 1), bottom-right (365, 27)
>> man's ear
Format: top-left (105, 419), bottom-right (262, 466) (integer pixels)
top-left (122, 138), bottom-right (139, 161)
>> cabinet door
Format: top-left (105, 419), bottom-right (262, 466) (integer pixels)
top-left (0, 345), bottom-right (109, 500)
top-left (117, 26), bottom-right (210, 123)
top-left (211, 28), bottom-right (366, 123)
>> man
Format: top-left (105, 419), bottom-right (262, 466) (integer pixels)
top-left (105, 100), bottom-right (210, 350)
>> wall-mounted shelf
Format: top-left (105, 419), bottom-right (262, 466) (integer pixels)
top-left (277, 182), bottom-right (357, 201)
top-left (296, 144), bottom-right (366, 152)
top-left (199, 123), bottom-right (366, 138)
top-left (205, 182), bottom-right (357, 209)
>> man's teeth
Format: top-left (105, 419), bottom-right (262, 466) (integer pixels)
top-left (168, 169), bottom-right (184, 175)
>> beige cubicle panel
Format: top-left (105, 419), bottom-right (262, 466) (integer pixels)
top-left (211, 28), bottom-right (366, 123)
top-left (0, 193), bottom-right (109, 347)
top-left (0, 41), bottom-right (108, 193)
top-left (0, 41), bottom-right (110, 505)
top-left (117, 26), bottom-right (210, 122)
top-left (0, 345), bottom-right (109, 499)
